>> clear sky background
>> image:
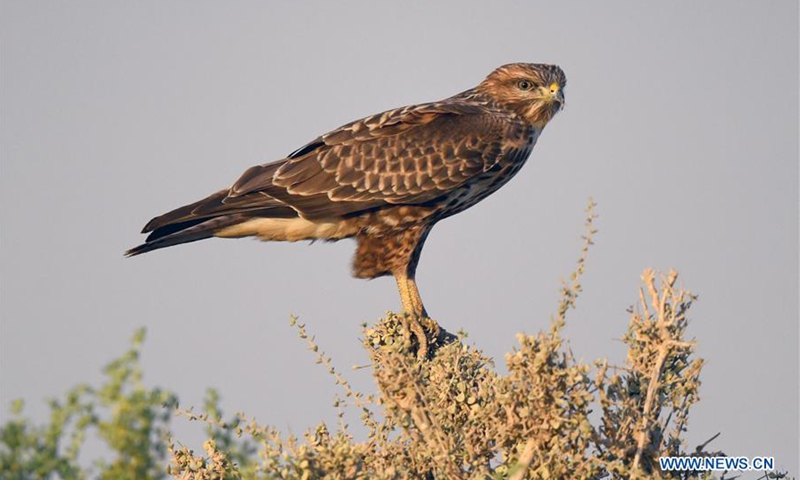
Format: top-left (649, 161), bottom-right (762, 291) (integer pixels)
top-left (1, 0), bottom-right (797, 474)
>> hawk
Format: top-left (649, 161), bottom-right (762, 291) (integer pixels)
top-left (127, 63), bottom-right (566, 357)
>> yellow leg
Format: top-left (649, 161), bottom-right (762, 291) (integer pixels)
top-left (406, 276), bottom-right (428, 317)
top-left (407, 276), bottom-right (440, 341)
top-left (395, 270), bottom-right (417, 315)
top-left (394, 271), bottom-right (434, 358)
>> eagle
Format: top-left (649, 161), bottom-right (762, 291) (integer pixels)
top-left (127, 63), bottom-right (566, 357)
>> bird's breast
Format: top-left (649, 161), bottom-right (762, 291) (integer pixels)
top-left (437, 139), bottom-right (536, 219)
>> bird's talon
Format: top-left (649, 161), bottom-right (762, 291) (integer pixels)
top-left (398, 314), bottom-right (447, 359)
top-left (423, 317), bottom-right (441, 342)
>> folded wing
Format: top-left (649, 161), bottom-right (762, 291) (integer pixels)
top-left (127, 100), bottom-right (523, 256)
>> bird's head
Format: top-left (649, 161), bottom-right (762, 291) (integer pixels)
top-left (477, 63), bottom-right (566, 128)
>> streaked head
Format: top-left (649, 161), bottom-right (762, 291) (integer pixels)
top-left (478, 63), bottom-right (566, 127)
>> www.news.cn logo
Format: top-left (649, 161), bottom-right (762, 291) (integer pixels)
top-left (659, 456), bottom-right (775, 472)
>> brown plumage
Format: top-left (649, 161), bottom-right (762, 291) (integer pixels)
top-left (127, 63), bottom-right (566, 356)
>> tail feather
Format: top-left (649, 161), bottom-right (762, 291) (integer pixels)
top-left (144, 217), bottom-right (209, 242)
top-left (142, 190), bottom-right (229, 233)
top-left (125, 214), bottom-right (248, 257)
top-left (128, 183), bottom-right (299, 257)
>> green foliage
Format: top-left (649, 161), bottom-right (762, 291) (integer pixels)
top-left (1, 329), bottom-right (177, 480)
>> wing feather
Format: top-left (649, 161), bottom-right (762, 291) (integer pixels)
top-left (226, 100), bottom-right (527, 220)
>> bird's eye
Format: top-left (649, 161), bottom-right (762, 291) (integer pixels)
top-left (518, 80), bottom-right (533, 91)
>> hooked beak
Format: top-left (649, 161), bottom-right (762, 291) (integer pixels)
top-left (548, 82), bottom-right (565, 108)
top-left (537, 82), bottom-right (564, 111)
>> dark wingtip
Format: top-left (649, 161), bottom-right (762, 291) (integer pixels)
top-left (141, 218), bottom-right (159, 234)
top-left (124, 243), bottom-right (152, 257)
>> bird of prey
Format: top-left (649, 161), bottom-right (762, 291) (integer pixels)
top-left (127, 62), bottom-right (566, 357)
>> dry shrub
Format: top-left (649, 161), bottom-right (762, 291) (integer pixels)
top-left (168, 200), bottom-right (763, 480)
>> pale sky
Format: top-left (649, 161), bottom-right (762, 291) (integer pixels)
top-left (1, 0), bottom-right (798, 475)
